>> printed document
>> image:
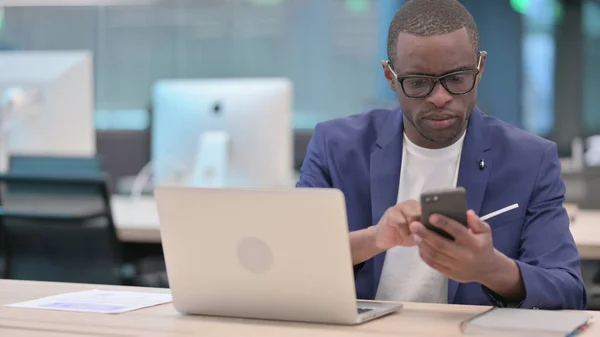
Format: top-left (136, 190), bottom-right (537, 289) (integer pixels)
top-left (5, 289), bottom-right (172, 314)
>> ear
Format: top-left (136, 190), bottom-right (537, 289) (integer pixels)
top-left (381, 60), bottom-right (397, 91)
top-left (477, 51), bottom-right (487, 83)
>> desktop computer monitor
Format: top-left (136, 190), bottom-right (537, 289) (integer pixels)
top-left (0, 51), bottom-right (96, 168)
top-left (151, 78), bottom-right (294, 188)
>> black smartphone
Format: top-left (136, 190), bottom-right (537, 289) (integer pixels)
top-left (420, 187), bottom-right (468, 241)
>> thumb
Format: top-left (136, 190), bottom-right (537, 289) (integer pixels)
top-left (467, 210), bottom-right (490, 234)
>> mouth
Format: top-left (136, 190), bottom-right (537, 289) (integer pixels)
top-left (422, 113), bottom-right (458, 130)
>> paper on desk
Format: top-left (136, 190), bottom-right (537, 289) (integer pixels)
top-left (5, 289), bottom-right (172, 314)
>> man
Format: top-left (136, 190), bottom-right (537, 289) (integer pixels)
top-left (297, 0), bottom-right (586, 309)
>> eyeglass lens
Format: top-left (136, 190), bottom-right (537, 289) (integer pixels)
top-left (403, 72), bottom-right (476, 97)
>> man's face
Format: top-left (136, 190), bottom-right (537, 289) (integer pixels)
top-left (383, 28), bottom-right (486, 148)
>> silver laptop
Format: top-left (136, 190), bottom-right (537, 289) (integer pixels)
top-left (154, 186), bottom-right (402, 325)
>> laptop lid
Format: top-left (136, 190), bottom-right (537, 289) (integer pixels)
top-left (155, 186), bottom-right (361, 324)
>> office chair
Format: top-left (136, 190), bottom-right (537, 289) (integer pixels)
top-left (0, 172), bottom-right (128, 285)
top-left (0, 155), bottom-right (172, 287)
top-left (0, 155), bottom-right (132, 285)
top-left (7, 155), bottom-right (103, 175)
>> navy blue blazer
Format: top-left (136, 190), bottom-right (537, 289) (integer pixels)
top-left (297, 106), bottom-right (587, 309)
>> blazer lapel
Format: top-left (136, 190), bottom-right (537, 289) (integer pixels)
top-left (448, 107), bottom-right (492, 304)
top-left (370, 108), bottom-right (403, 299)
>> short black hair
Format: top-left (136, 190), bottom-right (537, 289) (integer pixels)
top-left (387, 0), bottom-right (479, 64)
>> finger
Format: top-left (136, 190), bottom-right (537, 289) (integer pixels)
top-left (386, 208), bottom-right (412, 241)
top-left (409, 221), bottom-right (423, 244)
top-left (398, 200), bottom-right (421, 223)
top-left (417, 238), bottom-right (455, 271)
top-left (419, 231), bottom-right (459, 262)
top-left (410, 221), bottom-right (465, 260)
top-left (467, 210), bottom-right (491, 234)
top-left (429, 213), bottom-right (471, 243)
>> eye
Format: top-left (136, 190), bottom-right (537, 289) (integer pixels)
top-left (447, 75), bottom-right (466, 83)
top-left (406, 78), bottom-right (428, 88)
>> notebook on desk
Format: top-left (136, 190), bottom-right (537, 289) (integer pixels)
top-left (461, 307), bottom-right (593, 336)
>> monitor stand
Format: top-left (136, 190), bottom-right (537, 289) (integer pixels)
top-left (191, 131), bottom-right (230, 187)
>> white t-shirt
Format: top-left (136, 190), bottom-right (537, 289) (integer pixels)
top-left (374, 131), bottom-right (465, 303)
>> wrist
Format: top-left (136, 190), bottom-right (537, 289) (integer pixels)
top-left (478, 251), bottom-right (525, 303)
top-left (371, 224), bottom-right (392, 254)
top-left (370, 225), bottom-right (384, 251)
top-left (478, 251), bottom-right (511, 286)
top-left (349, 225), bottom-right (387, 266)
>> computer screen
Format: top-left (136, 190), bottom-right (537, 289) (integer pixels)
top-left (151, 78), bottom-right (294, 188)
top-left (0, 51), bottom-right (96, 162)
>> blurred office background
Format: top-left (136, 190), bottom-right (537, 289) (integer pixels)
top-left (1, 0), bottom-right (600, 308)
top-left (1, 0), bottom-right (599, 162)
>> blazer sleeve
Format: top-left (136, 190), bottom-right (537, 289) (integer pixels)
top-left (296, 125), bottom-right (366, 277)
top-left (296, 123), bottom-right (333, 188)
top-left (510, 142), bottom-right (587, 309)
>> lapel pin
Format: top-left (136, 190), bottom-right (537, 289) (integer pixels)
top-left (479, 159), bottom-right (485, 170)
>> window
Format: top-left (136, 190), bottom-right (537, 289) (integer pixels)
top-left (520, 0), bottom-right (559, 136)
top-left (0, 0), bottom-right (390, 130)
top-left (582, 0), bottom-right (600, 134)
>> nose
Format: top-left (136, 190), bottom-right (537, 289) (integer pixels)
top-left (426, 81), bottom-right (453, 108)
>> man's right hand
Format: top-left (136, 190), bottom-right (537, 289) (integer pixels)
top-left (349, 200), bottom-right (422, 265)
top-left (374, 200), bottom-right (421, 250)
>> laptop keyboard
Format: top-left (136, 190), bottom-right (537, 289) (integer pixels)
top-left (357, 308), bottom-right (373, 314)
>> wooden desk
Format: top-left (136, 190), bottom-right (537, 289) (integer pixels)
top-left (0, 280), bottom-right (596, 337)
top-left (569, 207), bottom-right (600, 260)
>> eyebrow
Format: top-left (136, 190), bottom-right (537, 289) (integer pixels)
top-left (399, 65), bottom-right (475, 77)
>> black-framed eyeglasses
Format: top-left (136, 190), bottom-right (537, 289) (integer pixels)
top-left (387, 51), bottom-right (483, 99)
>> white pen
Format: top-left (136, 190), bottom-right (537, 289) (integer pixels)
top-left (480, 203), bottom-right (519, 221)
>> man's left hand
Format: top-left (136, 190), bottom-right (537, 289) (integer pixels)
top-left (409, 210), bottom-right (502, 284)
